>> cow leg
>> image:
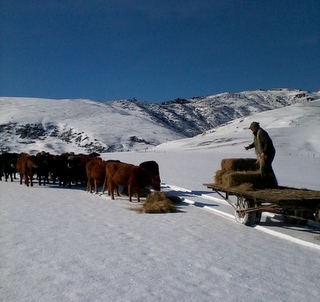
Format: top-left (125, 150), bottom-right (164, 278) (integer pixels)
top-left (94, 179), bottom-right (98, 194)
top-left (102, 176), bottom-right (107, 194)
top-left (128, 185), bottom-right (132, 202)
top-left (110, 181), bottom-right (115, 200)
top-left (19, 173), bottom-right (23, 185)
top-left (86, 178), bottom-right (91, 193)
top-left (51, 173), bottom-right (56, 184)
top-left (109, 178), bottom-right (119, 197)
top-left (89, 179), bottom-right (93, 193)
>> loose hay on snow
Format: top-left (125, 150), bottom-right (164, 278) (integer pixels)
top-left (141, 191), bottom-right (176, 213)
top-left (221, 158), bottom-right (259, 172)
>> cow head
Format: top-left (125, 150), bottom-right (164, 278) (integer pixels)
top-left (150, 175), bottom-right (161, 191)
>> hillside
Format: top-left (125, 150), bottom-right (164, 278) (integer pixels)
top-left (0, 88), bottom-right (319, 154)
top-left (156, 99), bottom-right (320, 155)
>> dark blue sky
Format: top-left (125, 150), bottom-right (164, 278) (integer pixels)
top-left (1, 0), bottom-right (319, 103)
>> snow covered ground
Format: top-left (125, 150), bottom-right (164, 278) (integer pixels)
top-left (1, 98), bottom-right (320, 301)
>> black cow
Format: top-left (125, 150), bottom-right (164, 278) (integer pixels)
top-left (139, 160), bottom-right (160, 177)
top-left (55, 153), bottom-right (76, 187)
top-left (34, 151), bottom-right (52, 186)
top-left (0, 152), bottom-right (18, 182)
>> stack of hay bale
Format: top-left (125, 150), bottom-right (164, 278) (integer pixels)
top-left (214, 158), bottom-right (262, 190)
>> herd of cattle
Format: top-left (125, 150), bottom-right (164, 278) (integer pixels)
top-left (0, 151), bottom-right (161, 202)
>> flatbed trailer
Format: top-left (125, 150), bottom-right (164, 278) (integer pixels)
top-left (203, 183), bottom-right (320, 226)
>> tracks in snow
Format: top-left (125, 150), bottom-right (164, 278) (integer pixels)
top-left (162, 183), bottom-right (320, 251)
top-left (161, 183), bottom-right (235, 218)
top-left (86, 182), bottom-right (320, 251)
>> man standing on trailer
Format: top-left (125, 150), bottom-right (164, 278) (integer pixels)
top-left (245, 121), bottom-right (277, 188)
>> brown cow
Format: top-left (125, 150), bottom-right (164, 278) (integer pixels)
top-left (103, 161), bottom-right (132, 197)
top-left (86, 157), bottom-right (105, 193)
top-left (73, 153), bottom-right (101, 185)
top-left (86, 158), bottom-right (120, 193)
top-left (107, 162), bottom-right (161, 202)
top-left (16, 153), bottom-right (37, 187)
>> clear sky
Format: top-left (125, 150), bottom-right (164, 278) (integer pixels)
top-left (1, 0), bottom-right (319, 103)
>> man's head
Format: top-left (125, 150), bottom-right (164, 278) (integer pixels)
top-left (249, 121), bottom-right (259, 134)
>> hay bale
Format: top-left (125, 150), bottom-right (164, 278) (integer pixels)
top-left (212, 158), bottom-right (278, 190)
top-left (221, 171), bottom-right (262, 189)
top-left (221, 158), bottom-right (259, 172)
top-left (142, 191), bottom-right (176, 213)
top-left (214, 169), bottom-right (224, 185)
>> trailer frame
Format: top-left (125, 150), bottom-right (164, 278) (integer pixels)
top-left (203, 183), bottom-right (320, 226)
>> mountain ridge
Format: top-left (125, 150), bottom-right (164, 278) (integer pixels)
top-left (0, 88), bottom-right (319, 154)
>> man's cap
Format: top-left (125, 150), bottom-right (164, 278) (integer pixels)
top-left (249, 121), bottom-right (259, 129)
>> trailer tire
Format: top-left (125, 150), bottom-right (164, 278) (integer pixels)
top-left (235, 198), bottom-right (256, 226)
top-left (254, 211), bottom-right (262, 224)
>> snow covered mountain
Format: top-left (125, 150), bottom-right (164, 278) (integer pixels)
top-left (0, 88), bottom-right (319, 154)
top-left (156, 99), bottom-right (320, 155)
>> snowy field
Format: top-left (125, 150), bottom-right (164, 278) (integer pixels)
top-left (1, 149), bottom-right (320, 302)
top-left (1, 99), bottom-right (320, 301)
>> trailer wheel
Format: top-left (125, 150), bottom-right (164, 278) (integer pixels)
top-left (254, 211), bottom-right (262, 224)
top-left (235, 198), bottom-right (256, 226)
